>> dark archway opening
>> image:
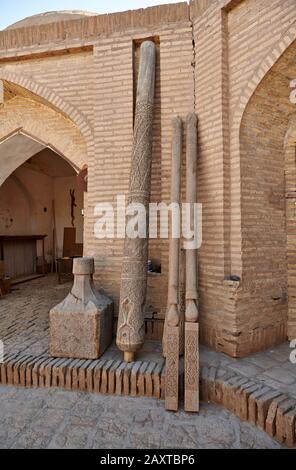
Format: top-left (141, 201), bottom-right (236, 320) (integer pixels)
top-left (0, 137), bottom-right (84, 285)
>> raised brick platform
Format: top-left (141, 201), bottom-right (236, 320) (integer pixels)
top-left (200, 345), bottom-right (296, 448)
top-left (1, 275), bottom-right (296, 447)
top-left (0, 275), bottom-right (165, 398)
top-left (0, 353), bottom-right (165, 399)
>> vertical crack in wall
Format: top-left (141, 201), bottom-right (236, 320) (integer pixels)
top-left (189, 5), bottom-right (196, 111)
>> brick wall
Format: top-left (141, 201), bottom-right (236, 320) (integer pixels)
top-left (86, 22), bottom-right (194, 317)
top-left (0, 96), bottom-right (86, 170)
top-left (190, 0), bottom-right (296, 356)
top-left (286, 119), bottom-right (296, 340)
top-left (238, 40), bottom-right (296, 355)
top-left (228, 0), bottom-right (296, 355)
top-left (0, 0), bottom-right (296, 356)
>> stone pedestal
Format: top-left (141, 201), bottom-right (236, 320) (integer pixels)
top-left (50, 257), bottom-right (113, 359)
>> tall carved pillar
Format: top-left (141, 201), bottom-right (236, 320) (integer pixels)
top-left (167, 116), bottom-right (182, 328)
top-left (179, 248), bottom-right (186, 355)
top-left (163, 116), bottom-right (183, 355)
top-left (164, 117), bottom-right (182, 411)
top-left (116, 41), bottom-right (156, 363)
top-left (184, 113), bottom-right (200, 413)
top-left (185, 113), bottom-right (199, 324)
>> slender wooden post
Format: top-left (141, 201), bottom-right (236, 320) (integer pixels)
top-left (116, 41), bottom-right (156, 363)
top-left (167, 117), bottom-right (182, 327)
top-left (163, 117), bottom-right (183, 353)
top-left (184, 113), bottom-right (199, 413)
top-left (185, 113), bottom-right (198, 324)
top-left (165, 117), bottom-right (182, 412)
top-left (178, 248), bottom-right (186, 356)
top-left (0, 80), bottom-right (3, 104)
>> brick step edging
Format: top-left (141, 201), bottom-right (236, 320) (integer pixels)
top-left (200, 365), bottom-right (296, 448)
top-left (0, 353), bottom-right (165, 399)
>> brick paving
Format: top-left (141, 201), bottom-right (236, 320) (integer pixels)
top-left (0, 275), bottom-right (165, 399)
top-left (0, 385), bottom-right (282, 449)
top-left (0, 276), bottom-right (295, 447)
top-left (1, 275), bottom-right (295, 398)
top-left (200, 343), bottom-right (296, 400)
top-left (0, 275), bottom-right (163, 362)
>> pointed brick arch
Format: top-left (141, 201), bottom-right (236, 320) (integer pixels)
top-left (234, 21), bottom-right (296, 131)
top-left (0, 70), bottom-right (93, 155)
top-left (229, 22), bottom-right (296, 281)
top-left (235, 29), bottom-right (296, 355)
top-left (0, 95), bottom-right (87, 186)
top-left (284, 114), bottom-right (296, 340)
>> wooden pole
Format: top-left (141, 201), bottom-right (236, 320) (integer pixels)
top-left (165, 117), bottom-right (182, 411)
top-left (184, 113), bottom-right (199, 413)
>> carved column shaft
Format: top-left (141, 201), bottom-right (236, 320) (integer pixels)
top-left (116, 41), bottom-right (156, 363)
top-left (167, 116), bottom-right (182, 327)
top-left (178, 248), bottom-right (186, 355)
top-left (163, 117), bottom-right (183, 363)
top-left (164, 118), bottom-right (183, 411)
top-left (185, 113), bottom-right (199, 323)
top-left (184, 113), bottom-right (199, 413)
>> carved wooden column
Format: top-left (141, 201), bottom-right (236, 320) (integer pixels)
top-left (163, 117), bottom-right (183, 353)
top-left (167, 116), bottom-right (182, 328)
top-left (165, 117), bottom-right (182, 411)
top-left (116, 41), bottom-right (156, 363)
top-left (184, 113), bottom-right (200, 413)
top-left (179, 248), bottom-right (186, 355)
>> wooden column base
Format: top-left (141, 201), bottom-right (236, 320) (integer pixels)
top-left (184, 322), bottom-right (199, 412)
top-left (124, 352), bottom-right (135, 363)
top-left (165, 325), bottom-right (180, 412)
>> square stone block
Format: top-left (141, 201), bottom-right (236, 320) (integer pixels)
top-left (50, 302), bottom-right (113, 359)
top-left (50, 257), bottom-right (113, 360)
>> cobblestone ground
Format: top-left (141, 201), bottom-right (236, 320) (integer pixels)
top-left (1, 276), bottom-right (296, 390)
top-left (0, 275), bottom-right (163, 363)
top-left (0, 276), bottom-right (70, 357)
top-left (0, 276), bottom-right (294, 449)
top-left (0, 385), bottom-right (283, 449)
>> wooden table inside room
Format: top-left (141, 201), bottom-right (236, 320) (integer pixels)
top-left (0, 235), bottom-right (47, 282)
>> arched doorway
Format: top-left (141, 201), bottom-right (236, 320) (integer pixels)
top-left (0, 134), bottom-right (84, 281)
top-left (285, 116), bottom-right (296, 340)
top-left (0, 83), bottom-right (88, 283)
top-left (237, 38), bottom-right (296, 354)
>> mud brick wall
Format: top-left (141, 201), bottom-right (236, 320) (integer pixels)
top-left (286, 121), bottom-right (296, 341)
top-left (86, 22), bottom-right (194, 316)
top-left (192, 0), bottom-right (296, 356)
top-left (0, 0), bottom-right (296, 357)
